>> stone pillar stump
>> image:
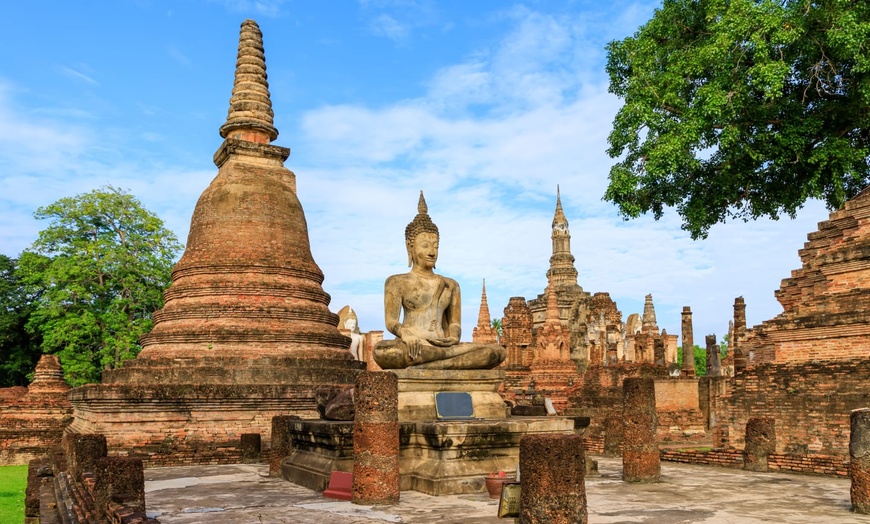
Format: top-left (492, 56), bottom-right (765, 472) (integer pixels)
top-left (851, 408), bottom-right (870, 514)
top-left (270, 415), bottom-right (300, 476)
top-left (603, 416), bottom-right (623, 457)
top-left (68, 433), bottom-right (107, 480)
top-left (352, 371), bottom-right (399, 505)
top-left (519, 433), bottom-right (587, 524)
top-left (743, 417), bottom-right (776, 472)
top-left (93, 456), bottom-right (145, 521)
top-left (622, 377), bottom-right (660, 483)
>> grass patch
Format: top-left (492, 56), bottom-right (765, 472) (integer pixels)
top-left (0, 465), bottom-right (28, 523)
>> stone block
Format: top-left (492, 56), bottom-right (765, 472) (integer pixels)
top-left (603, 416), bottom-right (623, 457)
top-left (270, 415), bottom-right (299, 476)
top-left (851, 408), bottom-right (870, 514)
top-left (240, 433), bottom-right (261, 463)
top-left (69, 433), bottom-right (107, 480)
top-left (93, 456), bottom-right (145, 521)
top-left (743, 417), bottom-right (776, 472)
top-left (519, 433), bottom-right (587, 524)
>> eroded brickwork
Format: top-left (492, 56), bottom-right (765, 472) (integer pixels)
top-left (65, 19), bottom-right (361, 464)
top-left (0, 355), bottom-right (73, 465)
top-left (743, 186), bottom-right (870, 364)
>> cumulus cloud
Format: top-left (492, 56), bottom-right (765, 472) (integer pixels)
top-left (291, 5), bottom-right (830, 342)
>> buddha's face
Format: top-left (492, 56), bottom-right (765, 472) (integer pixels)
top-left (408, 232), bottom-right (439, 270)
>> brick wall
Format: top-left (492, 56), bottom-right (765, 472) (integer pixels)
top-left (714, 359), bottom-right (870, 460)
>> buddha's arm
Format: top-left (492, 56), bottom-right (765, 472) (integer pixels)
top-left (428, 279), bottom-right (461, 347)
top-left (383, 278), bottom-right (403, 338)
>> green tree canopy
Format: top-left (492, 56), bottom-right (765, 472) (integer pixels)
top-left (0, 255), bottom-right (42, 386)
top-left (17, 186), bottom-right (182, 386)
top-left (605, 0), bottom-right (870, 239)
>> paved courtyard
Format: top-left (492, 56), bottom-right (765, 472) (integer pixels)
top-left (144, 456), bottom-right (870, 523)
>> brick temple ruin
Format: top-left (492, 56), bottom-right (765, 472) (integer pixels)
top-left (3, 14), bottom-right (870, 523)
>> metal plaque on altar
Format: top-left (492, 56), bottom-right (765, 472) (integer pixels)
top-left (434, 392), bottom-right (476, 420)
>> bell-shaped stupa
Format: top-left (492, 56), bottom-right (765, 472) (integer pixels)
top-left (68, 20), bottom-right (360, 462)
top-left (137, 19), bottom-right (350, 361)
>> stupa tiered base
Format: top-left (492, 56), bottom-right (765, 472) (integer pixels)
top-left (68, 357), bottom-right (362, 465)
top-left (281, 370), bottom-right (574, 495)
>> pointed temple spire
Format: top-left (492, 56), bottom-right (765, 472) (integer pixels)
top-left (642, 293), bottom-right (659, 334)
top-left (546, 186), bottom-right (579, 289)
top-left (219, 19), bottom-right (278, 143)
top-left (552, 184), bottom-right (568, 229)
top-left (473, 279), bottom-right (498, 345)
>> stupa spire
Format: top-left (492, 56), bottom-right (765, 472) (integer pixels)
top-left (219, 19), bottom-right (278, 143)
top-left (553, 184), bottom-right (568, 228)
top-left (546, 186), bottom-right (578, 288)
top-left (642, 293), bottom-right (659, 334)
top-left (472, 279), bottom-right (498, 345)
top-left (477, 279), bottom-right (492, 327)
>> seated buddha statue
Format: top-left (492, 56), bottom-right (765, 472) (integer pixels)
top-left (373, 192), bottom-right (506, 370)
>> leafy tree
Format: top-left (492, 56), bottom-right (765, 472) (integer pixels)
top-left (0, 255), bottom-right (42, 386)
top-left (17, 186), bottom-right (182, 386)
top-left (677, 344), bottom-right (708, 376)
top-left (605, 0), bottom-right (870, 239)
top-left (491, 318), bottom-right (503, 336)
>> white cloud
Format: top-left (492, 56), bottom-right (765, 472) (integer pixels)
top-left (290, 6), bottom-right (833, 344)
top-left (369, 14), bottom-right (410, 42)
top-left (60, 65), bottom-right (98, 85)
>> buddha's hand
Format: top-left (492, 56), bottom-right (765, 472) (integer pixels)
top-left (428, 336), bottom-right (459, 347)
top-left (402, 334), bottom-right (423, 360)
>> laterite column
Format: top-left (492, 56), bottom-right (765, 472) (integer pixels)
top-left (743, 417), bottom-right (775, 472)
top-left (519, 433), bottom-right (587, 524)
top-left (352, 371), bottom-right (399, 505)
top-left (851, 408), bottom-right (870, 514)
top-left (622, 377), bottom-right (659, 482)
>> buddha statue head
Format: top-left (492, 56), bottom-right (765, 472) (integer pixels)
top-left (404, 191), bottom-right (439, 268)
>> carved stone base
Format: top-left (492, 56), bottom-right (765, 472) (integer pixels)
top-left (281, 417), bottom-right (574, 495)
top-left (392, 369), bottom-right (507, 421)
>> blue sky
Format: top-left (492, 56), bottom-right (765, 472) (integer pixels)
top-left (0, 0), bottom-right (830, 346)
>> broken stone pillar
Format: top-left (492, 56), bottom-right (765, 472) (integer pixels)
top-left (681, 307), bottom-right (695, 377)
top-left (743, 417), bottom-right (776, 472)
top-left (519, 433), bottom-right (587, 524)
top-left (270, 415), bottom-right (300, 476)
top-left (705, 335), bottom-right (721, 377)
top-left (352, 371), bottom-right (399, 505)
top-left (603, 416), bottom-right (623, 457)
top-left (92, 456), bottom-right (145, 521)
top-left (653, 338), bottom-right (665, 366)
top-left (622, 377), bottom-right (660, 483)
top-left (732, 297), bottom-right (748, 372)
top-left (851, 408), bottom-right (870, 514)
top-left (240, 433), bottom-right (261, 463)
top-left (68, 433), bottom-right (107, 480)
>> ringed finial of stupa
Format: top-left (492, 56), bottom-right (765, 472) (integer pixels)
top-left (219, 19), bottom-right (278, 143)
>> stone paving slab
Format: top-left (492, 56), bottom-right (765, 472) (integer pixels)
top-left (144, 457), bottom-right (870, 523)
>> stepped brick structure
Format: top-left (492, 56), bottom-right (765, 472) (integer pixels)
top-left (472, 280), bottom-right (498, 345)
top-left (66, 19), bottom-right (361, 463)
top-left (0, 355), bottom-right (73, 465)
top-left (741, 186), bottom-right (870, 364)
top-left (527, 281), bottom-right (576, 412)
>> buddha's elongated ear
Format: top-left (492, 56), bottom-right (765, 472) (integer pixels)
top-left (406, 239), bottom-right (413, 267)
